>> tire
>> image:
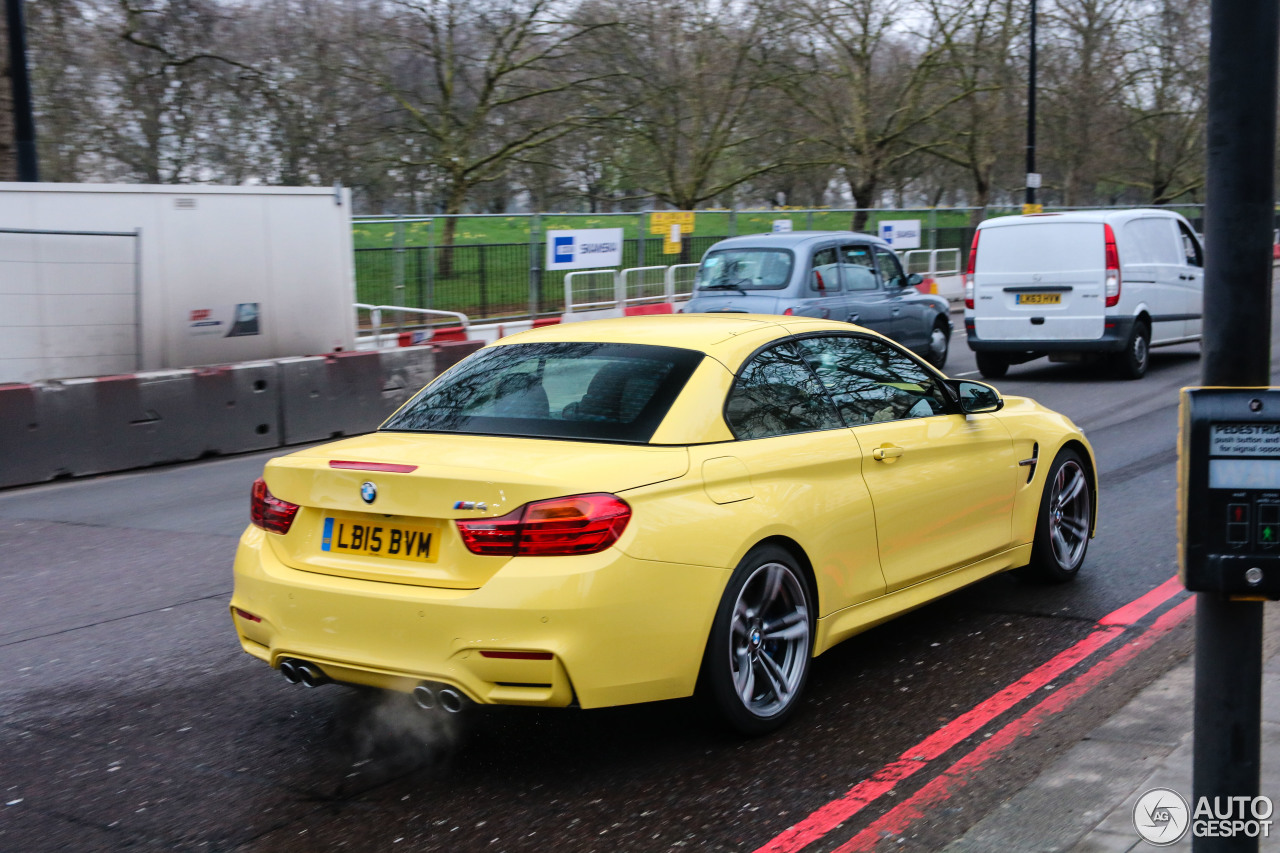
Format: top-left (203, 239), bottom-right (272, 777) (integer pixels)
top-left (926, 321), bottom-right (950, 370)
top-left (1015, 449), bottom-right (1092, 584)
top-left (702, 545), bottom-right (814, 735)
top-left (975, 352), bottom-right (1008, 379)
top-left (1113, 321), bottom-right (1150, 380)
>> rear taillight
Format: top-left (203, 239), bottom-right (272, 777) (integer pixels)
top-left (783, 307), bottom-right (795, 316)
top-left (456, 493), bottom-right (631, 557)
top-left (964, 230), bottom-right (980, 309)
top-left (1104, 223), bottom-right (1121, 307)
top-left (250, 477), bottom-right (299, 534)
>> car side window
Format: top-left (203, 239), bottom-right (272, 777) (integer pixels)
top-left (1178, 222), bottom-right (1204, 267)
top-left (1125, 218), bottom-right (1182, 266)
top-left (810, 247), bottom-right (841, 293)
top-left (726, 342), bottom-right (842, 440)
top-left (839, 244), bottom-right (878, 291)
top-left (873, 247), bottom-right (907, 288)
top-left (797, 335), bottom-right (950, 425)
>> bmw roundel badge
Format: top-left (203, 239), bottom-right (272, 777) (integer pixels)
top-left (360, 481), bottom-right (377, 504)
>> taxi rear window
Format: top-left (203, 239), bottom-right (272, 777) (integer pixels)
top-left (382, 342), bottom-right (704, 443)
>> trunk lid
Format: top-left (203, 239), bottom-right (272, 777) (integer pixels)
top-left (261, 432), bottom-right (689, 589)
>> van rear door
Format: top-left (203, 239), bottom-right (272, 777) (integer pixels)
top-left (972, 221), bottom-right (1105, 341)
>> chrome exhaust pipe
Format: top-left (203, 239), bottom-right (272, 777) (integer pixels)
top-left (437, 687), bottom-right (467, 714)
top-left (297, 662), bottom-right (330, 688)
top-left (279, 658), bottom-right (301, 684)
top-left (412, 683), bottom-right (437, 710)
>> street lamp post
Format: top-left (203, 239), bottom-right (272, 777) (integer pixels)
top-left (1024, 0), bottom-right (1039, 212)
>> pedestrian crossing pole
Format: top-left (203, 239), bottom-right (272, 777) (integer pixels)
top-left (1193, 0), bottom-right (1279, 850)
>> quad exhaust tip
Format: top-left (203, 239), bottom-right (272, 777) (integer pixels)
top-left (413, 681), bottom-right (469, 714)
top-left (278, 658), bottom-right (330, 688)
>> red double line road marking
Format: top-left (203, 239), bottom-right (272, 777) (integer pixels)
top-left (754, 576), bottom-right (1188, 853)
top-left (834, 596), bottom-right (1195, 851)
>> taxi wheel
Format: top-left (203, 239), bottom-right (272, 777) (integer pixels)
top-left (1017, 450), bottom-right (1092, 584)
top-left (926, 321), bottom-right (950, 369)
top-left (1113, 321), bottom-right (1150, 380)
top-left (702, 546), bottom-right (813, 736)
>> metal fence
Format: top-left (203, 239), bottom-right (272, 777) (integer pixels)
top-left (352, 205), bottom-right (1212, 326)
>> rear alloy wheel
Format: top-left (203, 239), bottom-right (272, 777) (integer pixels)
top-left (703, 546), bottom-right (813, 735)
top-left (1016, 450), bottom-right (1092, 583)
top-left (1113, 321), bottom-right (1150, 380)
top-left (926, 322), bottom-right (950, 369)
top-left (975, 352), bottom-right (1009, 379)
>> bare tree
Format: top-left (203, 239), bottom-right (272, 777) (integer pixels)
top-left (1038, 0), bottom-right (1138, 205)
top-left (575, 0), bottom-right (789, 211)
top-left (359, 0), bottom-right (617, 265)
top-left (1114, 0), bottom-right (1207, 203)
top-left (922, 0), bottom-right (1026, 221)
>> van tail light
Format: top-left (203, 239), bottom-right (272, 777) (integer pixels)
top-left (456, 493), bottom-right (631, 557)
top-left (964, 230), bottom-right (980, 309)
top-left (250, 478), bottom-right (299, 534)
top-left (783, 307), bottom-right (795, 315)
top-left (1104, 223), bottom-right (1121, 307)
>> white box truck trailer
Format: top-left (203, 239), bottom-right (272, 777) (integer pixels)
top-left (0, 183), bottom-right (356, 384)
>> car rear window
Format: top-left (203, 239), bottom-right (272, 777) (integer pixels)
top-left (697, 249), bottom-right (793, 291)
top-left (381, 342), bottom-right (705, 443)
top-left (976, 222), bottom-right (1104, 273)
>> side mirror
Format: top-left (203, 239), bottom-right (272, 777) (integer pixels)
top-left (905, 272), bottom-right (923, 288)
top-left (953, 380), bottom-right (1003, 414)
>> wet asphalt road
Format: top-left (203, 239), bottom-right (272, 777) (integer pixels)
top-left (2, 307), bottom-right (1276, 853)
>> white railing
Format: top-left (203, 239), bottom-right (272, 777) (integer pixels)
top-left (355, 303), bottom-right (470, 338)
top-left (563, 269), bottom-right (622, 315)
top-left (621, 265), bottom-right (669, 306)
top-left (666, 263), bottom-right (701, 302)
top-left (902, 248), bottom-right (961, 277)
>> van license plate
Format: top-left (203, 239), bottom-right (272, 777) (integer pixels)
top-left (1017, 293), bottom-right (1062, 305)
top-left (322, 516), bottom-right (439, 562)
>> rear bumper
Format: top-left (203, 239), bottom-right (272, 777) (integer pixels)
top-left (964, 315), bottom-right (1135, 354)
top-left (230, 526), bottom-right (728, 709)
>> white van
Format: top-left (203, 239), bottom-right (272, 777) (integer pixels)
top-left (963, 209), bottom-right (1204, 379)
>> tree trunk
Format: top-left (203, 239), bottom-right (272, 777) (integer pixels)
top-left (849, 177), bottom-right (877, 233)
top-left (0, 7), bottom-right (15, 182)
top-left (969, 169), bottom-right (991, 227)
top-left (436, 183), bottom-right (468, 279)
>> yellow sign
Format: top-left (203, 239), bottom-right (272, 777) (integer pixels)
top-left (650, 211), bottom-right (695, 235)
top-left (1022, 203), bottom-right (1044, 214)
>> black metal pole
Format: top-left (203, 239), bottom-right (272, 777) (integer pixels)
top-left (5, 0), bottom-right (38, 181)
top-left (1024, 0), bottom-right (1036, 208)
top-left (1193, 0), bottom-right (1278, 849)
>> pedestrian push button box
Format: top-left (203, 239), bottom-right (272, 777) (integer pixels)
top-left (1180, 387), bottom-right (1280, 598)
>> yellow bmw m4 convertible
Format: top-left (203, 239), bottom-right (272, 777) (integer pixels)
top-left (231, 314), bottom-right (1096, 734)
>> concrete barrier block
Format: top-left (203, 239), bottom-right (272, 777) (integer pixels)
top-left (77, 371), bottom-right (207, 475)
top-left (431, 339), bottom-right (484, 376)
top-left (377, 348), bottom-right (437, 419)
top-left (194, 361), bottom-right (281, 454)
top-left (279, 352), bottom-right (385, 445)
top-left (0, 383), bottom-right (89, 487)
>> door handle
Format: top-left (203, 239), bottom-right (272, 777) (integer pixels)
top-left (871, 444), bottom-right (904, 461)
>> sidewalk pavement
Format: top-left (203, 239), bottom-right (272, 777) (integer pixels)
top-left (942, 605), bottom-right (1280, 852)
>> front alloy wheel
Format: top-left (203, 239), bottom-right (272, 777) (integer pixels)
top-left (703, 546), bottom-right (813, 735)
top-left (1017, 450), bottom-right (1092, 583)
